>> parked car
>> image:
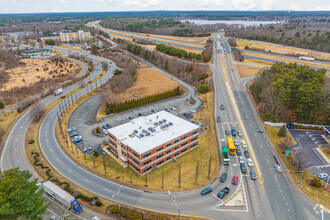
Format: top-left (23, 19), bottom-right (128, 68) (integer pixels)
top-left (247, 158), bottom-right (253, 167)
top-left (151, 109), bottom-right (157, 113)
top-left (68, 127), bottom-right (76, 133)
top-left (217, 187), bottom-right (230, 199)
top-left (241, 140), bottom-right (247, 148)
top-left (232, 176), bottom-right (238, 185)
top-left (217, 117), bottom-right (221, 123)
top-left (220, 173), bottom-right (227, 182)
top-left (220, 105), bottom-right (225, 110)
top-left (201, 187), bottom-right (212, 195)
top-left (102, 125), bottom-right (108, 130)
top-left (102, 129), bottom-right (107, 134)
top-left (274, 164), bottom-right (282, 173)
top-left (236, 148), bottom-right (241, 156)
top-left (234, 139), bottom-right (239, 146)
top-left (72, 136), bottom-right (82, 144)
top-left (106, 123), bottom-right (112, 128)
top-left (237, 130), bottom-right (242, 137)
top-left (82, 147), bottom-right (92, 153)
top-left (240, 163), bottom-right (247, 173)
top-left (190, 109), bottom-right (197, 114)
top-left (250, 170), bottom-right (257, 180)
top-left (317, 173), bottom-right (328, 179)
top-left (244, 150), bottom-right (250, 158)
top-left (225, 130), bottom-right (230, 135)
top-left (239, 156), bottom-right (244, 164)
top-left (128, 116), bottom-right (134, 120)
top-left (69, 131), bottom-right (78, 138)
top-left (171, 107), bottom-right (177, 111)
top-left (138, 112), bottom-right (144, 116)
top-left (164, 108), bottom-right (171, 112)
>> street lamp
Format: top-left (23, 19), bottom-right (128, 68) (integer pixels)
top-left (168, 191), bottom-right (180, 220)
top-left (112, 185), bottom-right (122, 211)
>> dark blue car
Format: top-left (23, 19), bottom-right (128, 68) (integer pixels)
top-left (201, 187), bottom-right (212, 195)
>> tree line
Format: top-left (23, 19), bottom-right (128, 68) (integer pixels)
top-left (251, 62), bottom-right (328, 125)
top-left (155, 44), bottom-right (203, 61)
top-left (106, 86), bottom-right (181, 113)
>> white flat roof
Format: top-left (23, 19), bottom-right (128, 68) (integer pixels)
top-left (107, 111), bottom-right (199, 155)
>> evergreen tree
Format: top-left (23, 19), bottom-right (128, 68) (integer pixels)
top-left (278, 125), bottom-right (287, 137)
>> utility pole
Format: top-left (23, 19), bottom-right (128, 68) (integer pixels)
top-left (168, 191), bottom-right (180, 220)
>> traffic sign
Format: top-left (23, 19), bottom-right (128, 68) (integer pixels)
top-left (285, 150), bottom-right (290, 156)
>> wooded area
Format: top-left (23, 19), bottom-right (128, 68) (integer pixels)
top-left (251, 62), bottom-right (328, 125)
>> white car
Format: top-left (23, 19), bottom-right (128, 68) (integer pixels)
top-left (234, 139), bottom-right (239, 146)
top-left (239, 156), bottom-right (244, 164)
top-left (317, 173), bottom-right (328, 179)
top-left (247, 158), bottom-right (253, 167)
top-left (171, 107), bottom-right (177, 111)
top-left (274, 164), bottom-right (282, 173)
top-left (190, 109), bottom-right (196, 114)
top-left (241, 140), bottom-right (247, 148)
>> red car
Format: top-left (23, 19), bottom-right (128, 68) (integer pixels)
top-left (232, 176), bottom-right (238, 185)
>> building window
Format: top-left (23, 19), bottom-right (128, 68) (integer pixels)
top-left (156, 160), bottom-right (164, 166)
top-left (166, 157), bottom-right (172, 161)
top-left (181, 135), bottom-right (188, 141)
top-left (133, 159), bottom-right (139, 166)
top-left (166, 143), bottom-right (171, 148)
top-left (174, 146), bottom-right (179, 150)
top-left (181, 142), bottom-right (188, 147)
top-left (143, 159), bottom-right (152, 166)
top-left (156, 146), bottom-right (164, 152)
top-left (143, 152), bottom-right (152, 158)
top-left (174, 153), bottom-right (179, 157)
top-left (191, 137), bottom-right (198, 142)
top-left (191, 143), bottom-right (198, 148)
top-left (144, 166), bottom-right (152, 173)
top-left (181, 148), bottom-right (187, 153)
top-left (132, 152), bottom-right (139, 158)
top-left (166, 150), bottom-right (171, 154)
top-left (156, 154), bottom-right (164, 159)
top-left (191, 130), bottom-right (198, 135)
top-left (174, 139), bottom-right (179, 143)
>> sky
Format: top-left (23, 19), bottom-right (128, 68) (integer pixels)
top-left (0, 0), bottom-right (330, 13)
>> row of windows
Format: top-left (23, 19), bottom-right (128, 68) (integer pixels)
top-left (133, 159), bottom-right (139, 166)
top-left (181, 135), bottom-right (188, 141)
top-left (132, 152), bottom-right (139, 159)
top-left (181, 142), bottom-right (188, 147)
top-left (166, 150), bottom-right (171, 154)
top-left (144, 166), bottom-right (152, 173)
top-left (156, 153), bottom-right (164, 159)
top-left (191, 143), bottom-right (198, 148)
top-left (191, 130), bottom-right (198, 135)
top-left (156, 160), bottom-right (164, 166)
top-left (174, 139), bottom-right (180, 143)
top-left (174, 146), bottom-right (179, 150)
top-left (143, 152), bottom-right (151, 158)
top-left (191, 137), bottom-right (198, 142)
top-left (174, 152), bottom-right (179, 157)
top-left (143, 159), bottom-right (152, 166)
top-left (181, 148), bottom-right (188, 154)
top-left (166, 143), bottom-right (171, 148)
top-left (156, 146), bottom-right (164, 152)
top-left (109, 140), bottom-right (116, 147)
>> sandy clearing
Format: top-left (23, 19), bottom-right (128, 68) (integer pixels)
top-left (117, 68), bottom-right (179, 102)
top-left (243, 58), bottom-right (273, 67)
top-left (237, 39), bottom-right (330, 61)
top-left (1, 58), bottom-right (81, 92)
top-left (237, 64), bottom-right (263, 78)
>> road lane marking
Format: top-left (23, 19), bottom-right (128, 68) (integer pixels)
top-left (266, 159), bottom-right (269, 164)
top-left (274, 176), bottom-right (278, 182)
top-left (129, 196), bottom-right (137, 200)
top-left (46, 139), bottom-right (48, 142)
top-left (50, 148), bottom-right (52, 152)
top-left (68, 169), bottom-right (72, 172)
top-left (105, 188), bottom-right (112, 193)
top-left (260, 145), bottom-right (263, 149)
top-left (56, 158), bottom-right (60, 162)
top-left (83, 179), bottom-right (89, 183)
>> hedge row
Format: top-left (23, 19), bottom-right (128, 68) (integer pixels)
top-left (295, 124), bottom-right (323, 130)
top-left (111, 206), bottom-right (143, 220)
top-left (106, 86), bottom-right (181, 113)
top-left (31, 151), bottom-right (103, 206)
top-left (155, 44), bottom-right (202, 61)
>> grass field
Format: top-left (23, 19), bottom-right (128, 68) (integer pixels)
top-left (320, 148), bottom-right (330, 159)
top-left (237, 64), bottom-right (262, 78)
top-left (58, 90), bottom-right (219, 192)
top-left (242, 57), bottom-right (273, 67)
top-left (264, 125), bottom-right (330, 209)
top-left (242, 51), bottom-right (330, 70)
top-left (237, 39), bottom-right (330, 61)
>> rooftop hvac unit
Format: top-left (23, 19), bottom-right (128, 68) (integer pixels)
top-left (148, 127), bottom-right (153, 131)
top-left (139, 133), bottom-right (144, 137)
top-left (142, 129), bottom-right (147, 133)
top-left (165, 124), bottom-right (169, 127)
top-left (154, 122), bottom-right (159, 126)
top-left (133, 130), bottom-right (138, 133)
top-left (146, 132), bottom-right (150, 136)
top-left (151, 128), bottom-right (156, 132)
top-left (169, 122), bottom-right (173, 126)
top-left (159, 120), bottom-right (163, 124)
top-left (162, 119), bottom-right (167, 122)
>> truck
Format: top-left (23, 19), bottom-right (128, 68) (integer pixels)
top-left (40, 181), bottom-right (83, 213)
top-left (227, 137), bottom-right (236, 155)
top-left (222, 146), bottom-right (230, 165)
top-left (54, 88), bottom-right (63, 96)
top-left (299, 56), bottom-right (315, 61)
top-left (231, 126), bottom-right (237, 136)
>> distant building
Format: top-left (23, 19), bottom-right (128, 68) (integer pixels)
top-left (60, 30), bottom-right (91, 42)
top-left (103, 111), bottom-right (200, 175)
top-left (20, 48), bottom-right (50, 58)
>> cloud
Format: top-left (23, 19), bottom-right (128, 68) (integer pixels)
top-left (290, 4), bottom-right (302, 11)
top-left (123, 0), bottom-right (163, 8)
top-left (232, 0), bottom-right (275, 10)
top-left (199, 0), bottom-right (224, 6)
top-left (313, 5), bottom-right (330, 11)
top-left (95, 0), bottom-right (115, 3)
top-left (59, 0), bottom-right (67, 3)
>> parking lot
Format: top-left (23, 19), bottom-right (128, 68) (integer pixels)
top-left (289, 129), bottom-right (330, 183)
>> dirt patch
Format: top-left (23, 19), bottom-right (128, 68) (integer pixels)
top-left (117, 68), bottom-right (179, 102)
top-left (1, 58), bottom-right (81, 92)
top-left (237, 64), bottom-right (262, 78)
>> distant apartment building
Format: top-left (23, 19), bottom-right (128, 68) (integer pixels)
top-left (60, 30), bottom-right (91, 42)
top-left (103, 111), bottom-right (200, 175)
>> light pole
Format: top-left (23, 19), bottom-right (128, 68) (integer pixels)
top-left (168, 191), bottom-right (180, 220)
top-left (112, 185), bottom-right (122, 211)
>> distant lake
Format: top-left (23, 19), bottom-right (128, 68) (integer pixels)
top-left (180, 19), bottom-right (284, 26)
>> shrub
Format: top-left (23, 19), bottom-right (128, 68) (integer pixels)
top-left (244, 45), bottom-right (249, 49)
top-left (311, 178), bottom-right (322, 188)
top-left (278, 125), bottom-right (287, 137)
top-left (28, 139), bottom-right (35, 144)
top-left (111, 206), bottom-right (120, 214)
top-left (114, 69), bottom-right (123, 76)
top-left (265, 112), bottom-right (278, 122)
top-left (198, 84), bottom-right (210, 94)
top-left (95, 127), bottom-right (101, 134)
top-left (45, 39), bottom-right (55, 45)
top-left (95, 201), bottom-right (102, 207)
top-left (0, 101), bottom-right (4, 109)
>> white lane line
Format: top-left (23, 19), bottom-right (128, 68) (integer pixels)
top-left (16, 159), bottom-right (19, 164)
top-left (56, 158), bottom-right (60, 162)
top-left (68, 169), bottom-right (72, 172)
top-left (274, 176), bottom-right (278, 182)
top-left (83, 179), bottom-right (89, 183)
top-left (46, 130), bottom-right (48, 134)
top-left (266, 158), bottom-right (269, 164)
top-left (105, 188), bottom-right (112, 193)
top-left (46, 139), bottom-right (49, 142)
top-left (129, 196), bottom-right (137, 200)
top-left (260, 145), bottom-right (263, 149)
top-left (50, 148), bottom-right (53, 152)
